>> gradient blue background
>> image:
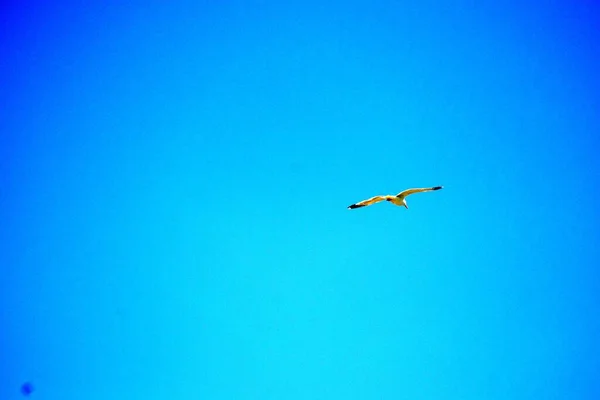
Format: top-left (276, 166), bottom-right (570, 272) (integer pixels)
top-left (2, 1), bottom-right (599, 399)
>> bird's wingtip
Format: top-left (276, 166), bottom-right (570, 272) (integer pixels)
top-left (348, 204), bottom-right (364, 209)
top-left (433, 186), bottom-right (443, 190)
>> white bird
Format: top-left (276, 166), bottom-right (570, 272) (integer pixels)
top-left (348, 186), bottom-right (443, 210)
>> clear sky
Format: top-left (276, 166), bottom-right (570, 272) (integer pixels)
top-left (2, 1), bottom-right (599, 399)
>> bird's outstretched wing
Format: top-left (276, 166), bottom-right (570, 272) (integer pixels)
top-left (348, 195), bottom-right (393, 209)
top-left (396, 186), bottom-right (443, 199)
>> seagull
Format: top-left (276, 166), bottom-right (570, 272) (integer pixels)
top-left (348, 186), bottom-right (443, 209)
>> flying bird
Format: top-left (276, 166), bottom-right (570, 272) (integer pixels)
top-left (348, 186), bottom-right (443, 210)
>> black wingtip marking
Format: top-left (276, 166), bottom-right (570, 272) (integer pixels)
top-left (348, 204), bottom-right (365, 209)
top-left (433, 186), bottom-right (443, 190)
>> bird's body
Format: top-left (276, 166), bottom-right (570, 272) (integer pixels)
top-left (348, 186), bottom-right (443, 210)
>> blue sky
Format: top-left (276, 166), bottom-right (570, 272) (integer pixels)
top-left (2, 1), bottom-right (599, 399)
